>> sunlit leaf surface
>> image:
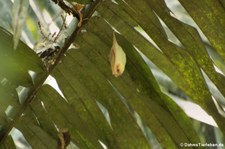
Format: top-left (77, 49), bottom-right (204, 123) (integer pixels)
top-left (0, 0), bottom-right (225, 148)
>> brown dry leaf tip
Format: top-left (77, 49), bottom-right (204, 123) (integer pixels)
top-left (109, 32), bottom-right (126, 77)
top-left (57, 128), bottom-right (71, 149)
top-left (73, 3), bottom-right (85, 27)
top-left (72, 43), bottom-right (80, 49)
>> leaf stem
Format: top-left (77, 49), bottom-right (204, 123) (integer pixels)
top-left (0, 0), bottom-right (102, 144)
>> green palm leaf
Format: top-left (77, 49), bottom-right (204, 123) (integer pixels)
top-left (0, 0), bottom-right (225, 148)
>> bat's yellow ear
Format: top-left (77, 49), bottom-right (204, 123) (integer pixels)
top-left (109, 32), bottom-right (126, 77)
